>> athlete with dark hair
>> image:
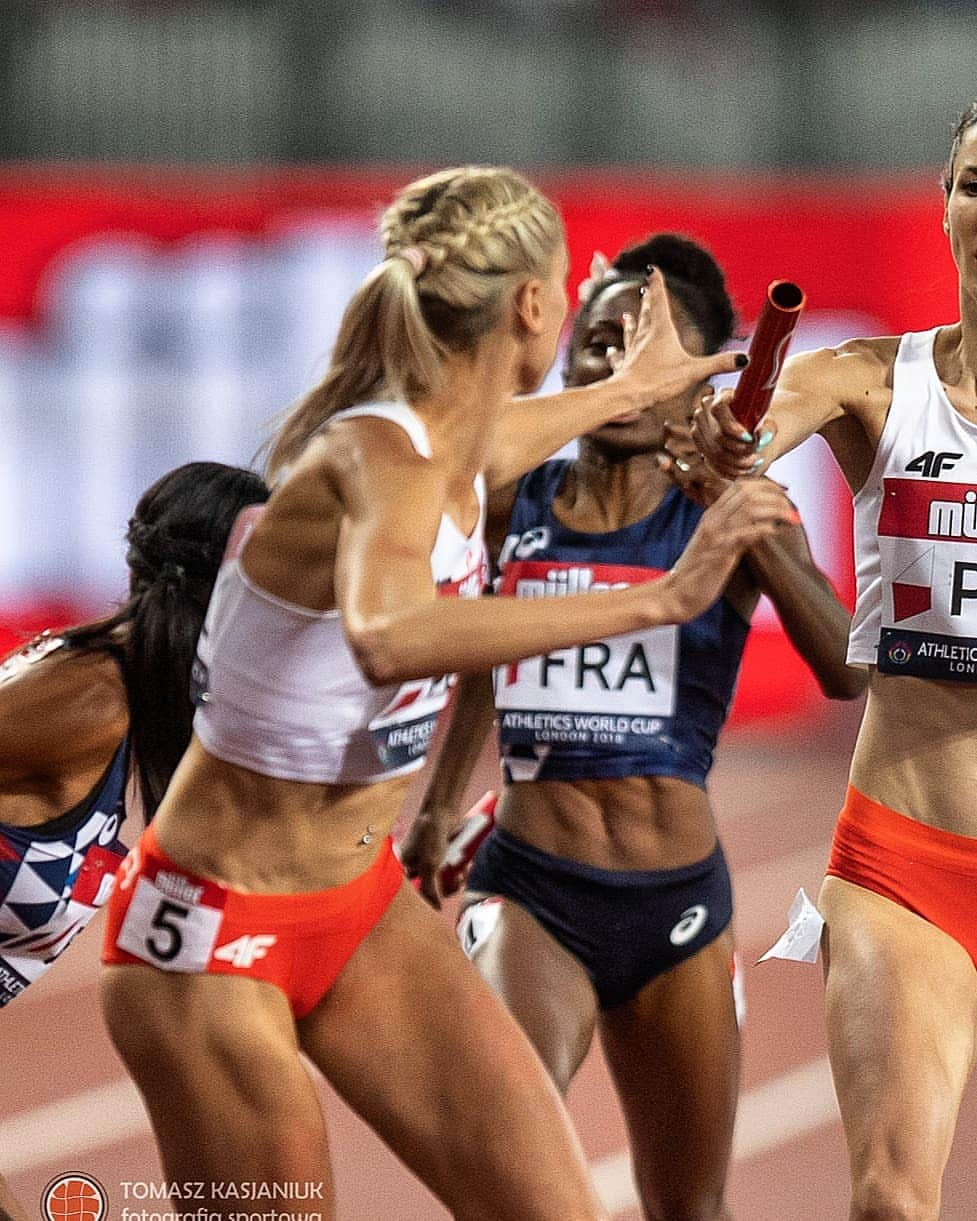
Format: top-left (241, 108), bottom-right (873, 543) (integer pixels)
top-left (0, 461), bottom-right (268, 1004)
top-left (694, 103), bottom-right (977, 1221)
top-left (404, 233), bottom-right (865, 1221)
top-left (0, 460), bottom-right (268, 1221)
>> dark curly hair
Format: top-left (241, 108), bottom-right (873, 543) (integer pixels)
top-left (569, 232), bottom-right (737, 361)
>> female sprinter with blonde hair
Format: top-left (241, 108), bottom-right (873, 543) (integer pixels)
top-left (101, 166), bottom-right (796, 1221)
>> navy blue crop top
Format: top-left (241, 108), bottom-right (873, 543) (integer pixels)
top-left (494, 461), bottom-right (750, 787)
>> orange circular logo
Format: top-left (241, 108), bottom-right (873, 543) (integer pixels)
top-left (41, 1174), bottom-right (108, 1221)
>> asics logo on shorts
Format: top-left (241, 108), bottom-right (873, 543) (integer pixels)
top-left (669, 904), bottom-right (708, 946)
top-left (213, 934), bottom-right (277, 968)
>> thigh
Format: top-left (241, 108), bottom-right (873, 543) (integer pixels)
top-left (0, 1173), bottom-right (27, 1221)
top-left (598, 929), bottom-right (739, 1221)
top-left (819, 876), bottom-right (977, 1217)
top-left (298, 883), bottom-right (606, 1221)
top-left (460, 891), bottom-right (598, 1093)
top-left (101, 965), bottom-right (333, 1215)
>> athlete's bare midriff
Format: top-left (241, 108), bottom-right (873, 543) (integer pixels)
top-left (152, 736), bottom-right (413, 892)
top-left (849, 669), bottom-right (977, 836)
top-left (806, 329), bottom-right (977, 835)
top-left (495, 774), bottom-right (718, 872)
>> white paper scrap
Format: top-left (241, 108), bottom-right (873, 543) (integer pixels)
top-left (757, 887), bottom-right (825, 964)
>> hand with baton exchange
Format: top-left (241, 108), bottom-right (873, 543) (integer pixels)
top-left (692, 279), bottom-right (806, 479)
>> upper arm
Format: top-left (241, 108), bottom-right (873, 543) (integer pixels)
top-left (768, 339), bottom-right (893, 461)
top-left (0, 650), bottom-right (128, 783)
top-left (330, 430), bottom-right (443, 637)
top-left (765, 348), bottom-right (850, 456)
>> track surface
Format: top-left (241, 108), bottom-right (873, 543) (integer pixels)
top-left (4, 702), bottom-right (976, 1219)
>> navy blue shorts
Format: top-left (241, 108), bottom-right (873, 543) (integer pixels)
top-left (464, 827), bottom-right (733, 1010)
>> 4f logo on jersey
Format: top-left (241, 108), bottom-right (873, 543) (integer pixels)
top-left (905, 451), bottom-right (963, 478)
top-left (213, 934), bottom-right (277, 968)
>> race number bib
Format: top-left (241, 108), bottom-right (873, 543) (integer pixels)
top-left (876, 477), bottom-right (977, 681)
top-left (494, 560), bottom-right (678, 754)
top-left (116, 875), bottom-right (224, 971)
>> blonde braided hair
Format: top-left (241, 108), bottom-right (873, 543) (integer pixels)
top-left (266, 166), bottom-right (564, 474)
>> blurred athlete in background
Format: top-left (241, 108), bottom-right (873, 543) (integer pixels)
top-left (0, 460), bottom-right (268, 1221)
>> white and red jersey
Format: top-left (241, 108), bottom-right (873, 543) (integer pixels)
top-left (848, 328), bottom-right (977, 681)
top-left (193, 402), bottom-right (487, 784)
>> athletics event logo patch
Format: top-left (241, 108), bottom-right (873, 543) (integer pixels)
top-left (884, 639), bottom-right (915, 666)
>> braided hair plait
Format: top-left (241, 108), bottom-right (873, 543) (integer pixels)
top-left (61, 462), bottom-right (268, 819)
top-left (265, 166), bottom-right (564, 474)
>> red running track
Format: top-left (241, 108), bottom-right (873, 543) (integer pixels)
top-left (3, 702), bottom-right (977, 1219)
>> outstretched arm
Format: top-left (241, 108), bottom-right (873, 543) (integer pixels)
top-left (337, 454), bottom-right (800, 685)
top-left (661, 421), bottom-right (865, 700)
top-left (487, 269), bottom-right (749, 488)
top-left (692, 345), bottom-right (855, 479)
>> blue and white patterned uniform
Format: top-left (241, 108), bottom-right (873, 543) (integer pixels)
top-left (0, 640), bottom-right (128, 1005)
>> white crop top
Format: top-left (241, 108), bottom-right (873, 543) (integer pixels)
top-left (848, 327), bottom-right (977, 681)
top-left (192, 402), bottom-right (488, 782)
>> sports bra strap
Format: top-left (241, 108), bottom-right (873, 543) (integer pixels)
top-left (331, 403), bottom-right (432, 458)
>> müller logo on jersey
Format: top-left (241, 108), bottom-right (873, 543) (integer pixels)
top-left (879, 477), bottom-right (977, 543)
top-left (500, 559), bottom-right (656, 601)
top-left (495, 560), bottom-right (678, 722)
top-left (926, 489), bottom-right (977, 540)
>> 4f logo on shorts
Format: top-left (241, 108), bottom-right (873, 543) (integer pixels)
top-left (213, 934), bottom-right (277, 968)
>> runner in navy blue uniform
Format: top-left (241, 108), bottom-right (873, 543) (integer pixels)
top-left (100, 169), bottom-right (800, 1221)
top-left (0, 460), bottom-right (266, 1218)
top-left (404, 234), bottom-right (866, 1221)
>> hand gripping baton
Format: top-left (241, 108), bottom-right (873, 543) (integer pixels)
top-left (730, 280), bottom-right (806, 434)
top-left (401, 791), bottom-right (498, 895)
top-left (437, 791), bottom-right (497, 895)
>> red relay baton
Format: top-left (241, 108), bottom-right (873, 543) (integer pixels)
top-left (730, 280), bottom-right (806, 434)
top-left (437, 791), bottom-right (497, 895)
top-left (402, 791), bottom-right (498, 895)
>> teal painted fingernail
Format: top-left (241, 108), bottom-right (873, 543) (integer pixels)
top-left (750, 456), bottom-right (765, 471)
top-left (738, 430), bottom-right (753, 443)
top-left (757, 430), bottom-right (774, 449)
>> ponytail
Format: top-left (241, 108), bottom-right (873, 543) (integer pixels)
top-left (265, 255), bottom-right (445, 475)
top-left (265, 166), bottom-right (565, 477)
